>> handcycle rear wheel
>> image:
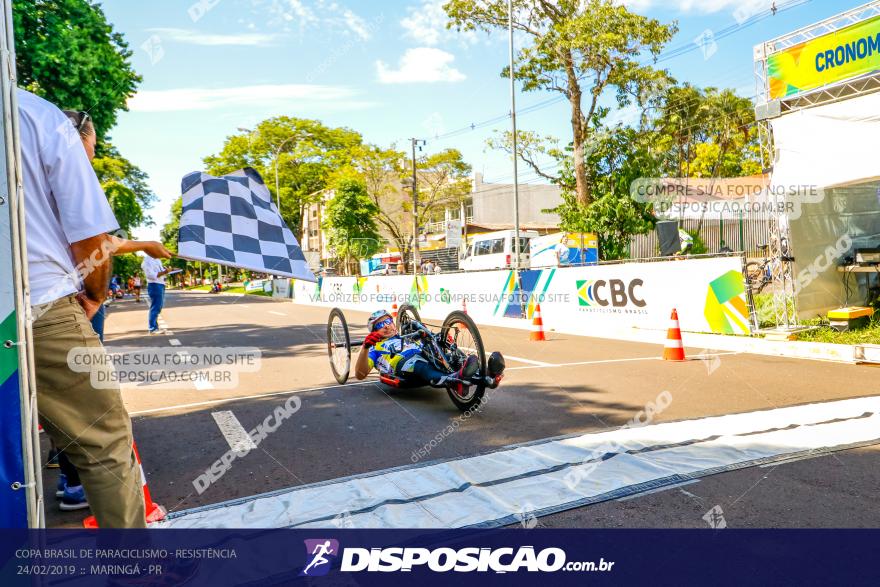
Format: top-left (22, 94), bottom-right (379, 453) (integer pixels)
top-left (327, 308), bottom-right (351, 384)
top-left (440, 311), bottom-right (487, 412)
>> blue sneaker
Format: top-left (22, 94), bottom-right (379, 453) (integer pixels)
top-left (59, 485), bottom-right (89, 511)
top-left (55, 474), bottom-right (67, 498)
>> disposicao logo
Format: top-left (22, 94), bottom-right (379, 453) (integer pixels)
top-left (300, 539), bottom-right (339, 577)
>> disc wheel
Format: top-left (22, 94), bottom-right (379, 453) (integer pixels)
top-left (396, 303), bottom-right (422, 335)
top-left (327, 308), bottom-right (351, 384)
top-left (440, 311), bottom-right (487, 412)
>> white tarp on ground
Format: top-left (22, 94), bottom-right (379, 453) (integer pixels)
top-left (770, 92), bottom-right (880, 317)
top-left (158, 396), bottom-right (880, 529)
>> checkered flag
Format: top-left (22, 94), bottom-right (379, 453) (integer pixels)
top-left (178, 167), bottom-right (316, 281)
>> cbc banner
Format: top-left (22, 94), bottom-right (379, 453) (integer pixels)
top-left (292, 256), bottom-right (750, 337)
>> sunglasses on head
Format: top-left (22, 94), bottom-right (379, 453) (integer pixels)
top-left (75, 111), bottom-right (91, 133)
top-left (372, 317), bottom-right (393, 331)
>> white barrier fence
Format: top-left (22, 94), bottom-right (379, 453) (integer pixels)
top-left (291, 256), bottom-right (751, 337)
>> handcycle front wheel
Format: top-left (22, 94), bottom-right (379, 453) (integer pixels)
top-left (440, 311), bottom-right (487, 412)
top-left (396, 303), bottom-right (422, 335)
top-left (327, 307), bottom-right (351, 384)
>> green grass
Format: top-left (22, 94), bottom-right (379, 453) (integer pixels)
top-left (794, 316), bottom-right (880, 345)
top-left (752, 292), bottom-right (880, 344)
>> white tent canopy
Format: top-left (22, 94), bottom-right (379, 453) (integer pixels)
top-left (770, 90), bottom-right (880, 318)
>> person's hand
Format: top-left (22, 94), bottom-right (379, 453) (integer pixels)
top-left (364, 331), bottom-right (384, 348)
top-left (75, 292), bottom-right (102, 320)
top-left (141, 241), bottom-right (173, 259)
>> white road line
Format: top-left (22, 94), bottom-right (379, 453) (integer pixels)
top-left (169, 339), bottom-right (182, 346)
top-left (128, 379), bottom-right (379, 416)
top-left (498, 354), bottom-right (553, 367)
top-left (211, 410), bottom-right (258, 454)
top-left (268, 311), bottom-right (286, 316)
top-left (506, 356), bottom-right (661, 370)
top-left (194, 377), bottom-right (214, 391)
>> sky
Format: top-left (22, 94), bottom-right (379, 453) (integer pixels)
top-left (96, 0), bottom-right (857, 241)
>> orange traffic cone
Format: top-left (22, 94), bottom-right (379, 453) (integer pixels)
top-left (530, 303), bottom-right (546, 341)
top-left (663, 309), bottom-right (686, 361)
top-left (391, 303), bottom-right (398, 319)
top-left (83, 441), bottom-right (166, 528)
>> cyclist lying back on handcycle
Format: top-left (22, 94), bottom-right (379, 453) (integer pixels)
top-left (354, 309), bottom-right (505, 397)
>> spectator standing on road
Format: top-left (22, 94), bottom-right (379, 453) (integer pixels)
top-left (142, 253), bottom-right (172, 334)
top-left (133, 274), bottom-right (142, 302)
top-left (20, 89), bottom-right (145, 527)
top-left (62, 111), bottom-right (171, 341)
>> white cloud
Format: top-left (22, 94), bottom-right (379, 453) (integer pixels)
top-left (148, 28), bottom-right (278, 46)
top-left (618, 0), bottom-right (774, 14)
top-left (376, 48), bottom-right (466, 84)
top-left (401, 0), bottom-right (478, 46)
top-left (128, 84), bottom-right (373, 112)
top-left (250, 0), bottom-right (374, 40)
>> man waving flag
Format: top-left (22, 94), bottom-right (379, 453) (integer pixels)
top-left (177, 167), bottom-right (316, 281)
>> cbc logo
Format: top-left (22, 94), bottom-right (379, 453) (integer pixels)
top-left (577, 279), bottom-right (646, 308)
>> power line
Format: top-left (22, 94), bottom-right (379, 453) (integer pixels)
top-left (422, 0), bottom-right (808, 145)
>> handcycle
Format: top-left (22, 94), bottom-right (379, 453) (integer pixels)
top-left (326, 304), bottom-right (503, 411)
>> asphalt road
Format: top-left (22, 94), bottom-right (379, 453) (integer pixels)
top-left (41, 290), bottom-right (880, 528)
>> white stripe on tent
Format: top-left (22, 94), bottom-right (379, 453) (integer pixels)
top-left (160, 396), bottom-right (880, 529)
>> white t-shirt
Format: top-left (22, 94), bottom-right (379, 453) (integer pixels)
top-left (141, 256), bottom-right (166, 285)
top-left (18, 89), bottom-right (119, 305)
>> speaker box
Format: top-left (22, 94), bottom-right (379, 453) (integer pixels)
top-left (657, 221), bottom-right (680, 257)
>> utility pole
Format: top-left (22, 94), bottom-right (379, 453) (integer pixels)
top-left (508, 0), bottom-right (521, 270)
top-left (508, 0), bottom-right (523, 311)
top-left (410, 138), bottom-right (425, 276)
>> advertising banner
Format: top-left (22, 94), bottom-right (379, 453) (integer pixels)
top-left (292, 257), bottom-right (750, 336)
top-left (0, 132), bottom-right (26, 526)
top-left (768, 14), bottom-right (880, 99)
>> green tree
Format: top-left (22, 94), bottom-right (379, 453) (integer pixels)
top-left (203, 117), bottom-right (364, 236)
top-left (323, 179), bottom-right (382, 275)
top-left (651, 85), bottom-right (761, 179)
top-left (13, 0), bottom-right (141, 141)
top-left (445, 0), bottom-right (676, 205)
top-left (552, 121), bottom-right (658, 260)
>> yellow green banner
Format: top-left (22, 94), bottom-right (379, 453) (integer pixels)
top-left (768, 14), bottom-right (880, 99)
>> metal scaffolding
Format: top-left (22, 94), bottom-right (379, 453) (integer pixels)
top-left (753, 0), bottom-right (880, 331)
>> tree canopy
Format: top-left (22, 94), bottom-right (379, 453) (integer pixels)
top-left (13, 0), bottom-right (141, 141)
top-left (203, 117), bottom-right (364, 237)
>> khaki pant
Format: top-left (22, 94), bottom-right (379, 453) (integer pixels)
top-left (33, 294), bottom-right (145, 528)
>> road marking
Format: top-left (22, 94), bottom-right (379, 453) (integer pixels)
top-left (211, 410), bottom-right (258, 454)
top-left (506, 356), bottom-right (661, 370)
top-left (160, 396), bottom-right (880, 529)
top-left (268, 311), bottom-right (286, 316)
top-left (495, 354), bottom-right (553, 367)
top-left (169, 339), bottom-right (182, 346)
top-left (128, 379), bottom-right (379, 416)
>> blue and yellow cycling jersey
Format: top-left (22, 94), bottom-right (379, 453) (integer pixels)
top-left (368, 336), bottom-right (422, 376)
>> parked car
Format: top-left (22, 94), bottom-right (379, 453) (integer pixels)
top-left (369, 264), bottom-right (397, 276)
top-left (459, 230), bottom-right (538, 271)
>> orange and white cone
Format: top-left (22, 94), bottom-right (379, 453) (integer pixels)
top-left (530, 303), bottom-right (547, 341)
top-left (663, 309), bottom-right (686, 361)
top-left (83, 441), bottom-right (166, 528)
top-left (391, 303), bottom-right (398, 319)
